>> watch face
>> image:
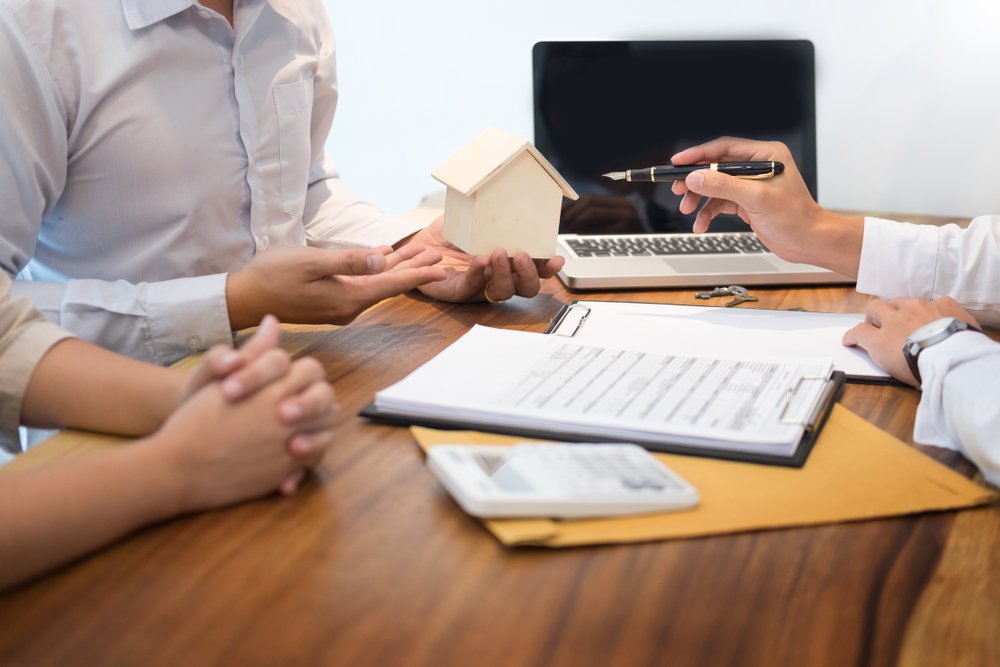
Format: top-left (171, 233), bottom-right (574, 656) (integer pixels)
top-left (909, 317), bottom-right (957, 343)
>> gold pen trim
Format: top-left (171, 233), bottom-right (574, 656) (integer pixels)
top-left (626, 169), bottom-right (632, 183)
top-left (742, 161), bottom-right (777, 180)
top-left (650, 167), bottom-right (655, 183)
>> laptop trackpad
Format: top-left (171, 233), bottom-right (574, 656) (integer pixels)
top-left (664, 256), bottom-right (780, 274)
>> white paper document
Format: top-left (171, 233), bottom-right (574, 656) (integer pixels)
top-left (550, 301), bottom-right (889, 380)
top-left (374, 325), bottom-right (837, 460)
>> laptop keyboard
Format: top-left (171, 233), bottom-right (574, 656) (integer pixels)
top-left (565, 234), bottom-right (768, 257)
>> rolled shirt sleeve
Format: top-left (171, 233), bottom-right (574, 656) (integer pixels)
top-left (857, 216), bottom-right (1000, 325)
top-left (10, 273), bottom-right (234, 366)
top-left (0, 274), bottom-right (74, 453)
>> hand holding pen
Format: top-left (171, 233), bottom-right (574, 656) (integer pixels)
top-left (666, 137), bottom-right (864, 279)
top-left (603, 161), bottom-right (784, 183)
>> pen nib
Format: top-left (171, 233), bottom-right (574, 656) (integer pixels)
top-left (602, 172), bottom-right (626, 181)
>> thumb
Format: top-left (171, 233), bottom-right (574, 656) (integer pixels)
top-left (686, 168), bottom-right (760, 210)
top-left (303, 247), bottom-right (387, 279)
top-left (842, 321), bottom-right (876, 348)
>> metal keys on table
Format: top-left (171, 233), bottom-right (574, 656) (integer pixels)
top-left (695, 285), bottom-right (759, 307)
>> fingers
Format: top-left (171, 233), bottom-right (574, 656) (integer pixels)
top-left (278, 377), bottom-right (338, 426)
top-left (362, 265), bottom-right (449, 301)
top-left (511, 253), bottom-right (541, 297)
top-left (536, 255), bottom-right (565, 279)
top-left (693, 198), bottom-right (741, 234)
top-left (670, 137), bottom-right (784, 167)
top-left (484, 249), bottom-right (516, 301)
top-left (685, 169), bottom-right (762, 212)
top-left (221, 347), bottom-right (291, 400)
top-left (187, 345), bottom-right (244, 397)
top-left (841, 321), bottom-right (877, 348)
top-left (238, 314), bottom-right (282, 359)
top-left (279, 468), bottom-right (308, 496)
top-left (388, 245), bottom-right (444, 272)
top-left (287, 429), bottom-right (335, 462)
top-left (269, 356), bottom-right (328, 402)
top-left (863, 298), bottom-right (898, 328)
top-left (472, 251), bottom-right (564, 302)
top-left (302, 247), bottom-right (394, 279)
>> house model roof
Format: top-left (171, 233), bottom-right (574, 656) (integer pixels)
top-left (431, 126), bottom-right (579, 199)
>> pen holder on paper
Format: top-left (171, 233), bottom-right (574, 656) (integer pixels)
top-left (550, 303), bottom-right (591, 337)
top-left (779, 376), bottom-right (837, 432)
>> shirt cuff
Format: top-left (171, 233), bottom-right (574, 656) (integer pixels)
top-left (0, 322), bottom-right (74, 453)
top-left (857, 217), bottom-right (940, 299)
top-left (145, 273), bottom-right (234, 365)
top-left (913, 330), bottom-right (999, 449)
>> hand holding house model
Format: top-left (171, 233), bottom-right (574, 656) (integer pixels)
top-left (432, 127), bottom-right (579, 259)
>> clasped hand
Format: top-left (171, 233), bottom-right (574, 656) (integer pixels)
top-left (167, 315), bottom-right (337, 506)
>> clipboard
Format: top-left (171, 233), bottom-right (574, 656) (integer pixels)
top-left (546, 300), bottom-right (897, 385)
top-left (362, 370), bottom-right (845, 467)
top-left (361, 322), bottom-right (848, 468)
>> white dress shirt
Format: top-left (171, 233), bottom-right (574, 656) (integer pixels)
top-left (0, 0), bottom-right (422, 365)
top-left (857, 216), bottom-right (1000, 486)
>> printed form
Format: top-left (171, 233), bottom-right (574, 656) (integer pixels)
top-left (375, 326), bottom-right (833, 453)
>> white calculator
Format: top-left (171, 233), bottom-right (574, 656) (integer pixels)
top-left (426, 443), bottom-right (699, 519)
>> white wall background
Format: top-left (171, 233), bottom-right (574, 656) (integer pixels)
top-left (323, 0), bottom-right (1000, 219)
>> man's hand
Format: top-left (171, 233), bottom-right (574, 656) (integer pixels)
top-left (401, 217), bottom-right (565, 303)
top-left (842, 296), bottom-right (980, 387)
top-left (225, 244), bottom-right (447, 330)
top-left (668, 137), bottom-right (865, 277)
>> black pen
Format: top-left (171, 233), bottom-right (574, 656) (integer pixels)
top-left (602, 161), bottom-right (784, 182)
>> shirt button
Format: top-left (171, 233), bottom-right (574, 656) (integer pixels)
top-left (259, 234), bottom-right (271, 249)
top-left (187, 336), bottom-right (204, 351)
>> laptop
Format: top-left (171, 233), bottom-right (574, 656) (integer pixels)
top-left (533, 40), bottom-right (852, 290)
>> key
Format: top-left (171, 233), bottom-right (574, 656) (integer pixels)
top-left (695, 287), bottom-right (734, 299)
top-left (724, 293), bottom-right (759, 307)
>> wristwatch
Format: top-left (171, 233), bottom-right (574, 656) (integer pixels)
top-left (902, 317), bottom-right (978, 384)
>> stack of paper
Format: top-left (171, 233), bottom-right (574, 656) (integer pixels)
top-left (367, 325), bottom-right (843, 466)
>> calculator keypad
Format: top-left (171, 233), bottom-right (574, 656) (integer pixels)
top-left (514, 444), bottom-right (682, 495)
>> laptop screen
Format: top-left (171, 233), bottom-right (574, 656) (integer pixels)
top-left (533, 40), bottom-right (816, 235)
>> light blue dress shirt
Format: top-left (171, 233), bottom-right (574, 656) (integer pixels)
top-left (0, 0), bottom-right (421, 364)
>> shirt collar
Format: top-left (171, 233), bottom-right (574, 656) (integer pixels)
top-left (121, 0), bottom-right (198, 30)
top-left (121, 0), bottom-right (297, 31)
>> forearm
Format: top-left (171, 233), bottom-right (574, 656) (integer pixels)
top-left (0, 441), bottom-right (181, 590)
top-left (20, 339), bottom-right (185, 436)
top-left (807, 210), bottom-right (865, 278)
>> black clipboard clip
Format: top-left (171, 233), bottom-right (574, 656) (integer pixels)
top-left (548, 303), bottom-right (591, 337)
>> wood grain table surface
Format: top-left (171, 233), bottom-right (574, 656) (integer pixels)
top-left (1, 244), bottom-right (997, 666)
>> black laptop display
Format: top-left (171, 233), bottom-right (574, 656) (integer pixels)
top-left (533, 40), bottom-right (817, 236)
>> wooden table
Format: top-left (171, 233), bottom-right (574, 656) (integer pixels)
top-left (1, 278), bottom-right (997, 667)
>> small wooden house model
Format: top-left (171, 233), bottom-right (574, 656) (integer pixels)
top-left (432, 127), bottom-right (579, 258)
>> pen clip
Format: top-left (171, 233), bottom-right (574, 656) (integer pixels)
top-left (552, 304), bottom-right (591, 337)
top-left (778, 375), bottom-right (835, 432)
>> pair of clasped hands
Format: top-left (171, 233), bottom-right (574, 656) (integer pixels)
top-left (668, 137), bottom-right (980, 387)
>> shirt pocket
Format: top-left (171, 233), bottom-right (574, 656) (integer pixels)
top-left (272, 77), bottom-right (314, 219)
